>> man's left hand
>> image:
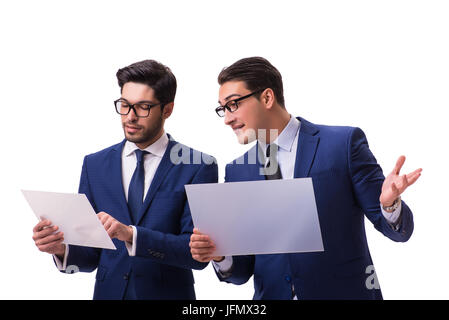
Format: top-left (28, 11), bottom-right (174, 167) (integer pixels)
top-left (380, 155), bottom-right (422, 207)
top-left (97, 211), bottom-right (133, 243)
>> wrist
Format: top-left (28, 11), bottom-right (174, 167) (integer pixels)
top-left (213, 256), bottom-right (225, 262)
top-left (55, 244), bottom-right (66, 260)
top-left (382, 196), bottom-right (401, 212)
top-left (127, 226), bottom-right (134, 243)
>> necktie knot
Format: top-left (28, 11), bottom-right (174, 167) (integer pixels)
top-left (135, 149), bottom-right (148, 163)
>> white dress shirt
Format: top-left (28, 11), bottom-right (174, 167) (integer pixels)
top-left (54, 133), bottom-right (169, 270)
top-left (214, 116), bottom-right (402, 297)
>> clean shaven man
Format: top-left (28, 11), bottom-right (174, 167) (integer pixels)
top-left (190, 57), bottom-right (421, 299)
top-left (32, 59), bottom-right (218, 299)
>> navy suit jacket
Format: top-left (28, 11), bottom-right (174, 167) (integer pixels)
top-left (66, 136), bottom-right (218, 300)
top-left (217, 117), bottom-right (414, 300)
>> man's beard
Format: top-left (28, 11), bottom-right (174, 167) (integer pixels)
top-left (123, 116), bottom-right (163, 145)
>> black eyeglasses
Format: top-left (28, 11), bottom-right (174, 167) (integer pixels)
top-left (114, 99), bottom-right (164, 118)
top-left (215, 89), bottom-right (265, 117)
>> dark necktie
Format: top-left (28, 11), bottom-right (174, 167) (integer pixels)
top-left (128, 149), bottom-right (148, 224)
top-left (264, 144), bottom-right (297, 297)
top-left (264, 144), bottom-right (282, 180)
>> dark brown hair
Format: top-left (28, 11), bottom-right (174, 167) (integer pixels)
top-left (116, 59), bottom-right (177, 105)
top-left (218, 57), bottom-right (285, 107)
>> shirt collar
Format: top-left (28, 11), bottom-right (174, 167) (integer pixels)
top-left (259, 115), bottom-right (301, 152)
top-left (124, 132), bottom-right (169, 158)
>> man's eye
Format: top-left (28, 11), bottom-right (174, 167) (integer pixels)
top-left (136, 104), bottom-right (150, 110)
top-left (227, 101), bottom-right (238, 109)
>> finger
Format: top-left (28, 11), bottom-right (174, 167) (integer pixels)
top-left (33, 225), bottom-right (59, 240)
top-left (97, 212), bottom-right (109, 223)
top-left (106, 225), bottom-right (115, 238)
top-left (190, 234), bottom-right (212, 243)
top-left (190, 240), bottom-right (214, 249)
top-left (99, 214), bottom-right (110, 225)
top-left (33, 219), bottom-right (52, 233)
top-left (193, 228), bottom-right (202, 235)
top-left (35, 232), bottom-right (64, 246)
top-left (190, 234), bottom-right (211, 242)
top-left (103, 220), bottom-right (113, 232)
top-left (190, 241), bottom-right (215, 252)
top-left (38, 239), bottom-right (65, 253)
top-left (191, 247), bottom-right (216, 255)
top-left (102, 213), bottom-right (115, 225)
top-left (406, 171), bottom-right (422, 186)
top-left (392, 155), bottom-right (406, 175)
top-left (406, 168), bottom-right (422, 180)
top-left (36, 233), bottom-right (64, 247)
top-left (107, 222), bottom-right (122, 238)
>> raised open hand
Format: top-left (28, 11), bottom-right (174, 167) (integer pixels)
top-left (380, 155), bottom-right (422, 208)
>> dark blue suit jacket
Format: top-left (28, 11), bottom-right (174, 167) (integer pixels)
top-left (66, 136), bottom-right (218, 299)
top-left (217, 117), bottom-right (413, 300)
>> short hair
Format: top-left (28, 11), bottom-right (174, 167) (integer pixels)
top-left (116, 59), bottom-right (177, 104)
top-left (218, 57), bottom-right (285, 107)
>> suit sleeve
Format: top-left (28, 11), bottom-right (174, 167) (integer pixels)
top-left (134, 160), bottom-right (218, 270)
top-left (64, 155), bottom-right (102, 273)
top-left (214, 164), bottom-right (256, 285)
top-left (348, 127), bottom-right (414, 242)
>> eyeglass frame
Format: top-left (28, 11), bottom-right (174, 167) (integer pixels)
top-left (114, 98), bottom-right (165, 118)
top-left (215, 88), bottom-right (266, 117)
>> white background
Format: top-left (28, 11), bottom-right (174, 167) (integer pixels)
top-left (0, 0), bottom-right (447, 299)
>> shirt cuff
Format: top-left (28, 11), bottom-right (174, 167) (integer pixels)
top-left (125, 226), bottom-right (137, 256)
top-left (380, 201), bottom-right (402, 230)
top-left (212, 256), bottom-right (233, 273)
top-left (53, 244), bottom-right (69, 271)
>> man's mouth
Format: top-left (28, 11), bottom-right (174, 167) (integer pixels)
top-left (125, 125), bottom-right (142, 134)
top-left (232, 124), bottom-right (245, 131)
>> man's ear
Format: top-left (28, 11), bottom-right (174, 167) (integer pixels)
top-left (162, 102), bottom-right (174, 119)
top-left (262, 88), bottom-right (275, 110)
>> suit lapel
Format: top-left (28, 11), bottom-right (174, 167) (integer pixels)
top-left (294, 117), bottom-right (320, 178)
top-left (110, 140), bottom-right (133, 225)
top-left (135, 138), bottom-right (176, 225)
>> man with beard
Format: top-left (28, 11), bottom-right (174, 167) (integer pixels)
top-left (32, 59), bottom-right (218, 299)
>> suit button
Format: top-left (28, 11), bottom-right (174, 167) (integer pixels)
top-left (285, 275), bottom-right (291, 283)
top-left (123, 273), bottom-right (129, 280)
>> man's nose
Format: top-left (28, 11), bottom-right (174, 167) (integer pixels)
top-left (224, 109), bottom-right (235, 126)
top-left (126, 107), bottom-right (138, 122)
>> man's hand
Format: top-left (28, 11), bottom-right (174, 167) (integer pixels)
top-left (189, 228), bottom-right (224, 263)
top-left (380, 155), bottom-right (422, 207)
top-left (97, 212), bottom-right (133, 243)
top-left (32, 219), bottom-right (65, 259)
